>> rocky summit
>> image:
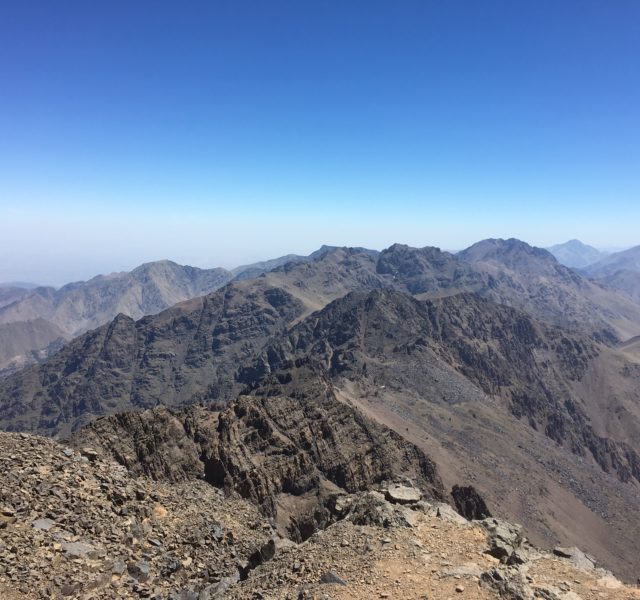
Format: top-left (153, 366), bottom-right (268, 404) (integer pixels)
top-left (1, 431), bottom-right (637, 600)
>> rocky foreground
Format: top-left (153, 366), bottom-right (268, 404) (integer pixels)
top-left (1, 432), bottom-right (638, 600)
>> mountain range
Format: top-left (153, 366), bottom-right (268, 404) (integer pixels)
top-left (0, 253), bottom-right (330, 377)
top-left (2, 238), bottom-right (640, 581)
top-left (4, 239), bottom-right (638, 380)
top-left (581, 245), bottom-right (640, 305)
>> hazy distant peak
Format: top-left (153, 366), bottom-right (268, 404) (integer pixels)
top-left (547, 240), bottom-right (606, 269)
top-left (458, 238), bottom-right (554, 264)
top-left (131, 259), bottom-right (187, 274)
top-left (0, 281), bottom-right (41, 290)
top-left (309, 245), bottom-right (379, 261)
top-left (583, 244), bottom-right (640, 277)
top-left (224, 245), bottom-right (375, 283)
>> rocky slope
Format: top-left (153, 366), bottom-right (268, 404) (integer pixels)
top-left (3, 241), bottom-right (640, 580)
top-left (237, 288), bottom-right (640, 578)
top-left (49, 285), bottom-right (640, 579)
top-left (1, 430), bottom-right (636, 600)
top-left (0, 430), bottom-right (276, 599)
top-left (0, 281), bottom-right (307, 436)
top-left (228, 502), bottom-right (636, 600)
top-left (0, 319), bottom-right (66, 377)
top-left (251, 289), bottom-right (640, 483)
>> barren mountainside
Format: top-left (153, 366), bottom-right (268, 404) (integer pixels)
top-left (583, 245), bottom-right (640, 305)
top-left (2, 239), bottom-right (640, 584)
top-left (457, 238), bottom-right (640, 340)
top-left (5, 241), bottom-right (640, 437)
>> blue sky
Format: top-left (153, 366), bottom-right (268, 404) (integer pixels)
top-left (1, 1), bottom-right (639, 284)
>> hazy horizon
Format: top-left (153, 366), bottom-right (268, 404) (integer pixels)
top-left (2, 1), bottom-right (639, 285)
top-left (0, 236), bottom-right (633, 288)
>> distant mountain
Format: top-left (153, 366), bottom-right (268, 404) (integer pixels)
top-left (0, 281), bottom-right (41, 289)
top-left (231, 253), bottom-right (308, 280)
top-left (0, 285), bottom-right (35, 309)
top-left (0, 260), bottom-right (233, 336)
top-left (0, 248), bottom-right (381, 377)
top-left (231, 245), bottom-right (379, 281)
top-left (581, 245), bottom-right (640, 305)
top-left (0, 319), bottom-right (66, 377)
top-left (583, 245), bottom-right (640, 275)
top-left (547, 239), bottom-right (607, 268)
top-left (0, 260), bottom-right (234, 376)
top-left (457, 238), bottom-right (640, 340)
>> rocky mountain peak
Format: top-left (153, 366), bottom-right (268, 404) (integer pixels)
top-left (458, 238), bottom-right (556, 267)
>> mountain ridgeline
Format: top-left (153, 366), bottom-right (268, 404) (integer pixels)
top-left (2, 239), bottom-right (640, 580)
top-left (0, 252), bottom-right (328, 377)
top-left (4, 241), bottom-right (640, 437)
top-left (582, 244), bottom-right (640, 305)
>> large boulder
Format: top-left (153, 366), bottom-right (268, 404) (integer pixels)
top-left (451, 484), bottom-right (491, 520)
top-left (553, 546), bottom-right (596, 571)
top-left (385, 483), bottom-right (421, 505)
top-left (482, 518), bottom-right (523, 562)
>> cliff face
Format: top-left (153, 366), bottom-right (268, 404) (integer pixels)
top-left (250, 289), bottom-right (640, 484)
top-left (69, 365), bottom-right (444, 540)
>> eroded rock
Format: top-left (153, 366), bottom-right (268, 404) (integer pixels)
top-left (482, 518), bottom-right (523, 562)
top-left (385, 484), bottom-right (421, 505)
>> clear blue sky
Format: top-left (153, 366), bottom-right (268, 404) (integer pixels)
top-left (1, 0), bottom-right (639, 284)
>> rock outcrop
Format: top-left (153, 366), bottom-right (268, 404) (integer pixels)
top-left (451, 485), bottom-right (492, 520)
top-left (69, 366), bottom-right (445, 540)
top-left (0, 431), bottom-right (274, 599)
top-left (0, 426), bottom-right (634, 599)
